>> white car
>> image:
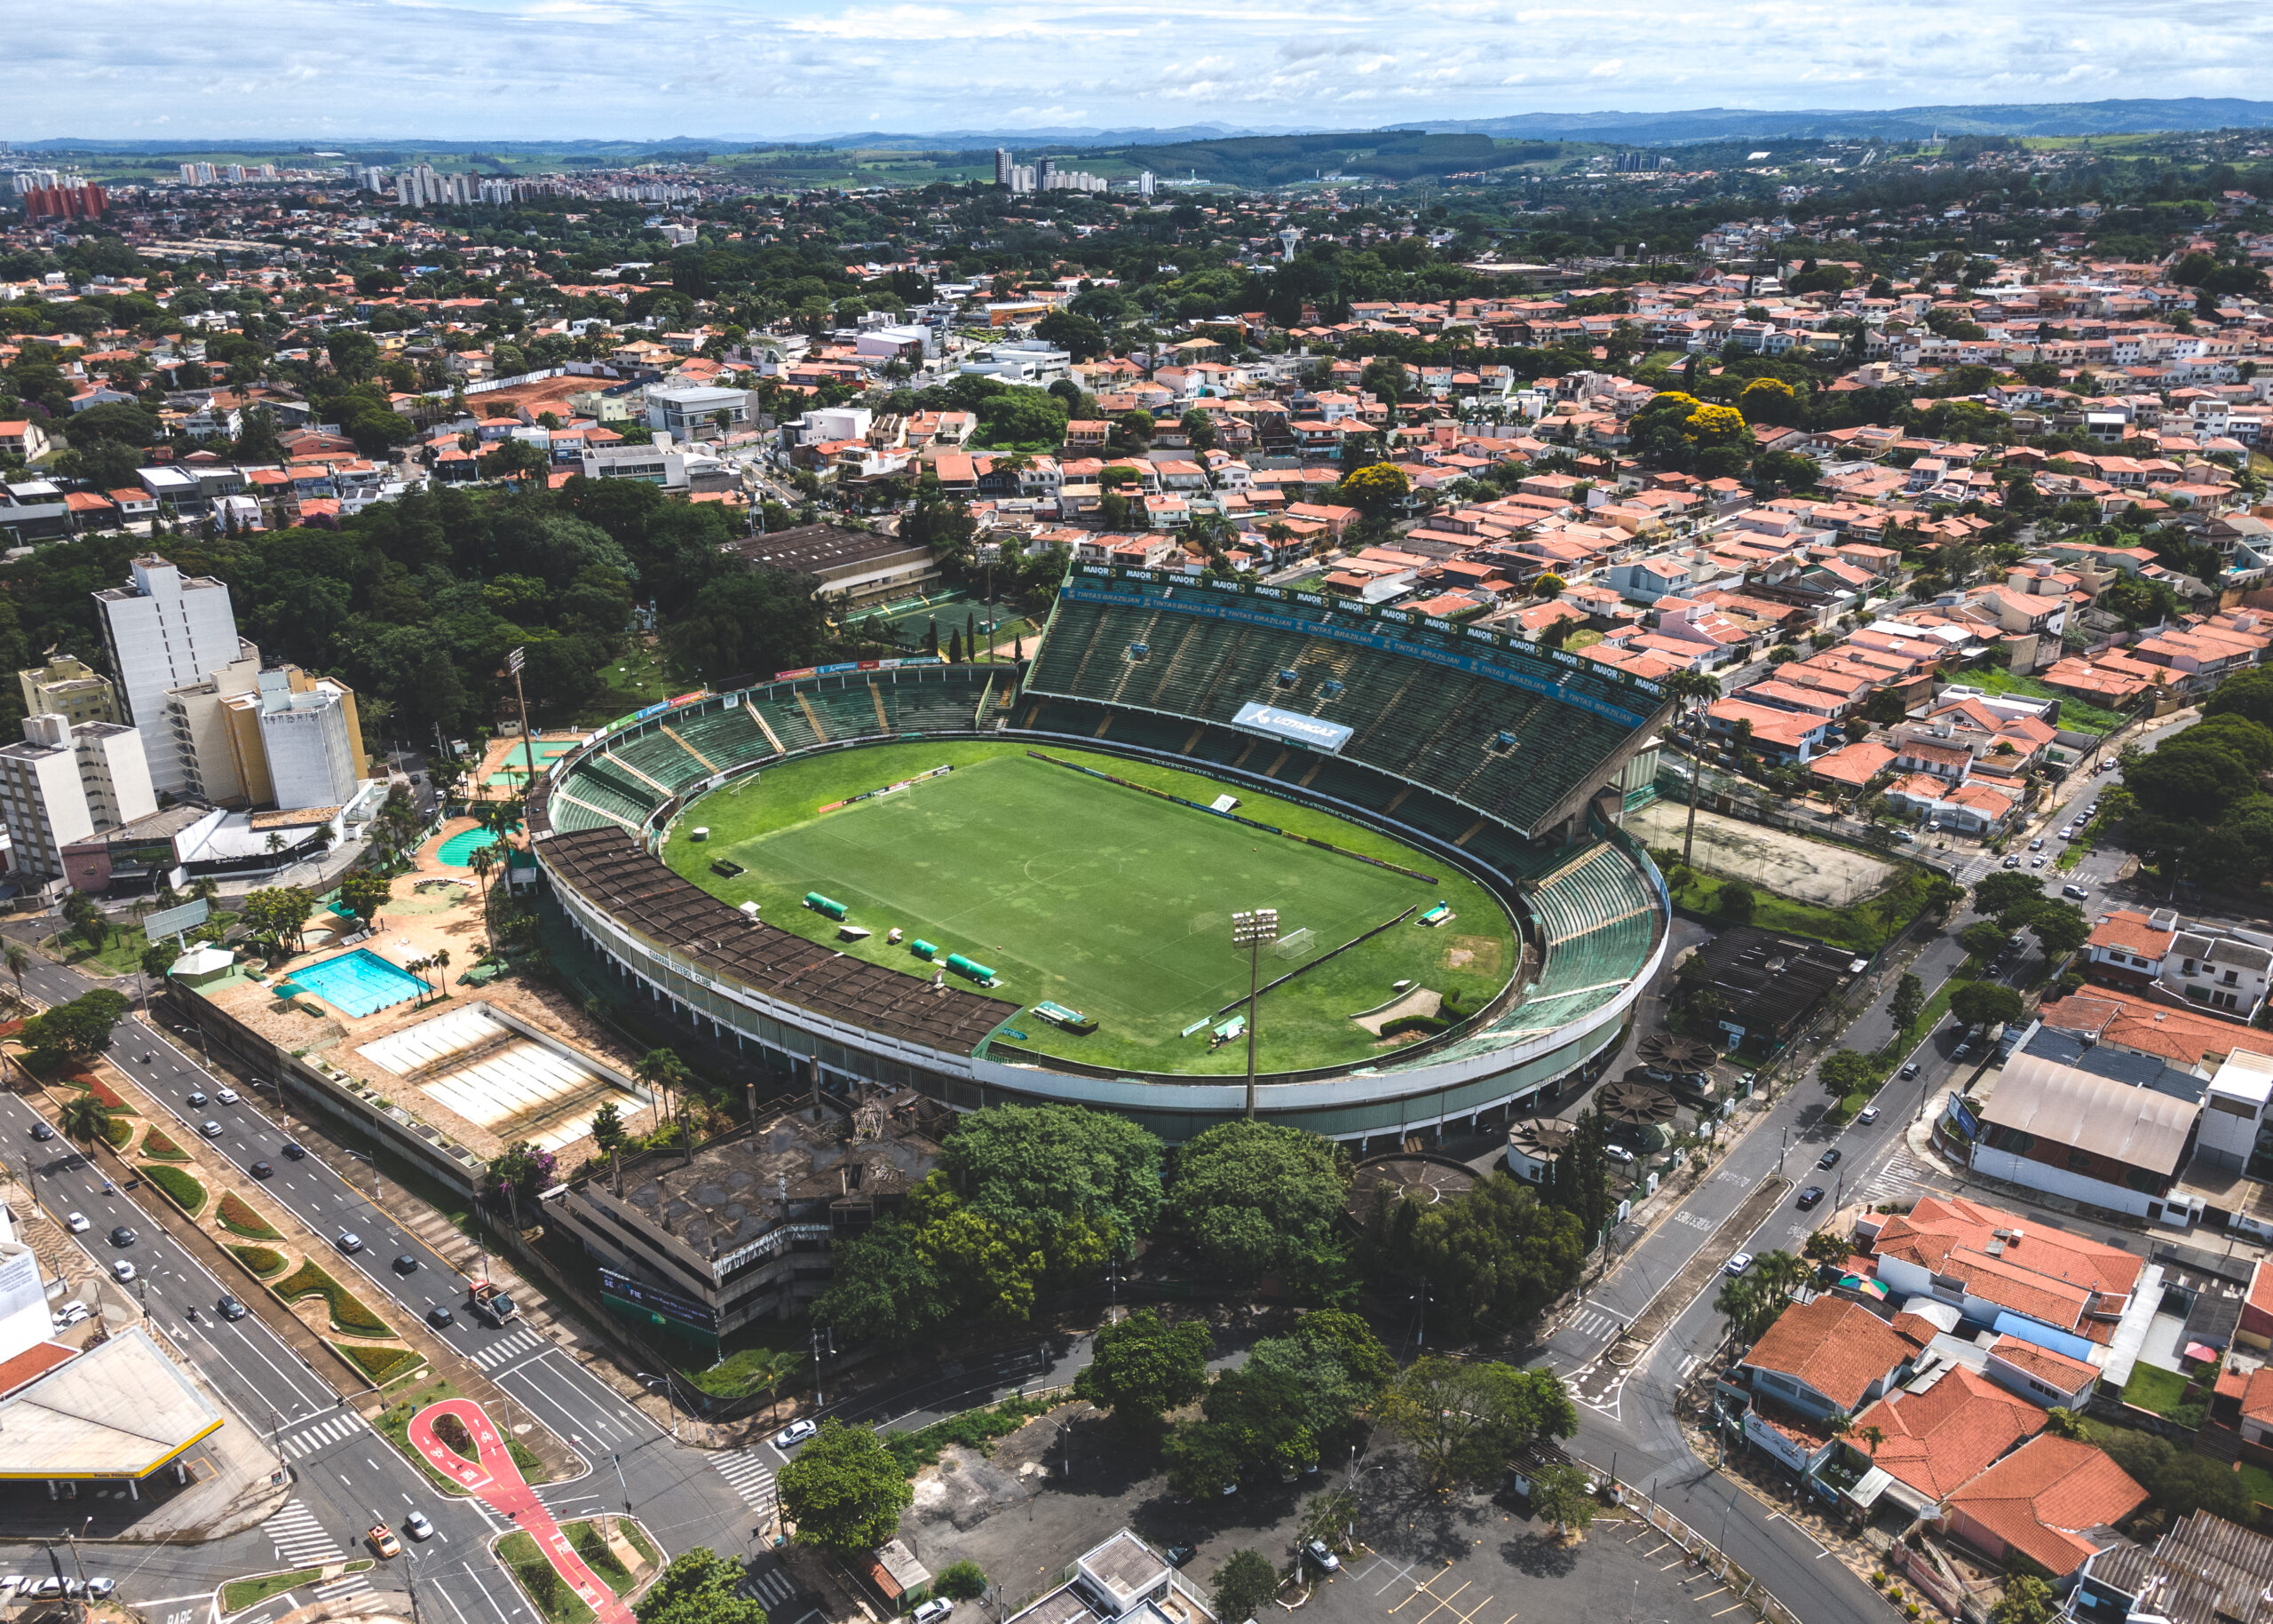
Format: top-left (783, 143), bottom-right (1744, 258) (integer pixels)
top-left (1304, 1539), bottom-right (1342, 1573)
top-left (215, 1087), bottom-right (240, 1105)
top-left (772, 1419), bottom-right (819, 1451)
top-left (1724, 1253), bottom-right (1754, 1277)
top-left (337, 1232), bottom-right (364, 1254)
top-left (111, 1260), bottom-right (135, 1283)
top-left (1857, 1106), bottom-right (1881, 1126)
top-left (911, 1601), bottom-right (954, 1624)
top-left (404, 1510), bottom-right (433, 1541)
top-left (65, 1212), bottom-right (89, 1233)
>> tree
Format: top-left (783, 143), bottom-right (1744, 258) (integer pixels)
top-left (2027, 900), bottom-right (2093, 963)
top-left (1818, 1050), bottom-right (1877, 1097)
top-left (590, 1100), bottom-right (627, 1195)
top-left (1950, 981), bottom-right (2024, 1033)
top-left (1889, 972), bottom-right (1925, 1034)
top-left (57, 1091), bottom-right (113, 1150)
top-left (1528, 1462), bottom-right (1598, 1537)
top-left (141, 942), bottom-right (176, 983)
top-left (1365, 1174), bottom-right (1586, 1340)
top-left (1180, 409), bottom-right (1218, 453)
top-left (1073, 1309), bottom-right (1211, 1433)
top-left (3, 943), bottom-right (27, 1007)
top-left (1339, 462), bottom-right (1412, 514)
top-left (1210, 1549), bottom-right (1279, 1624)
top-left (1717, 880), bottom-right (1757, 924)
top-left (241, 886), bottom-right (317, 956)
top-left (1991, 1574), bottom-right (2055, 1624)
top-left (632, 1548), bottom-right (770, 1624)
top-left (1374, 1359), bottom-right (1575, 1490)
top-left (1715, 1249), bottom-right (1809, 1344)
top-left (1971, 871), bottom-right (2046, 917)
top-left (2044, 1407), bottom-right (2087, 1440)
top-left (1960, 920), bottom-right (2015, 961)
top-left (20, 990), bottom-right (130, 1068)
top-left (775, 1419), bottom-right (912, 1555)
top-left (338, 868), bottom-right (393, 924)
top-left (1166, 1121), bottom-right (1347, 1282)
top-left (636, 1048), bottom-right (693, 1164)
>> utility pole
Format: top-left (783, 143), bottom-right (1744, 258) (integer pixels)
top-left (1231, 908), bottom-right (1277, 1118)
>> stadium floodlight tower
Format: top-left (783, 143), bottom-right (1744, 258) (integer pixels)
top-left (1231, 907), bottom-right (1279, 1118)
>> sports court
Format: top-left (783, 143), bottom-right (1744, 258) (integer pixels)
top-left (359, 1002), bottom-right (639, 1153)
top-left (473, 733), bottom-right (582, 791)
top-left (668, 742), bottom-right (1517, 1073)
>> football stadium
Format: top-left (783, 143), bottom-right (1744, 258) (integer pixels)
top-left (531, 564), bottom-right (1675, 1146)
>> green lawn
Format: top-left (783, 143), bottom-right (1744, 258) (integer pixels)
top-left (2120, 1363), bottom-right (2191, 1416)
top-left (1667, 867), bottom-right (1928, 954)
top-left (665, 741), bottom-right (1517, 1074)
top-left (573, 642), bottom-right (672, 730)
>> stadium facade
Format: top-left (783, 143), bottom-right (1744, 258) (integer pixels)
top-left (531, 566), bottom-right (1675, 1147)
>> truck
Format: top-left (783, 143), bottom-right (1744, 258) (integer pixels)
top-left (468, 1281), bottom-right (519, 1327)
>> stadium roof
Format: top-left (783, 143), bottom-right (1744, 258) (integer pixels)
top-left (0, 1328), bottom-right (223, 1480)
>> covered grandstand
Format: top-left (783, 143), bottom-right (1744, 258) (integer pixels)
top-left (530, 570), bottom-right (1675, 1146)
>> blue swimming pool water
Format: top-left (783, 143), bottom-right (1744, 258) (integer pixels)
top-left (292, 949), bottom-right (427, 1018)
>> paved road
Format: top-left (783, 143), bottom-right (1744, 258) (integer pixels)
top-left (0, 950), bottom-right (810, 1624)
top-left (1535, 707), bottom-right (2211, 1624)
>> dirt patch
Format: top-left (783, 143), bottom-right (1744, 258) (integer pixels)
top-left (908, 1442), bottom-right (1035, 1532)
top-left (1351, 986), bottom-right (1441, 1035)
top-left (1443, 934), bottom-right (1501, 976)
top-left (1628, 801), bottom-right (1898, 907)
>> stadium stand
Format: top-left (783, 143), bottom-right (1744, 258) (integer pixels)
top-left (1023, 584), bottom-right (1660, 840)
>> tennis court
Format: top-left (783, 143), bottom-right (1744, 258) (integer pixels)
top-left (667, 742), bottom-right (1516, 1073)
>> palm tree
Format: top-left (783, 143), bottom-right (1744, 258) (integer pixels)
top-left (57, 1092), bottom-right (113, 1151)
top-left (1857, 1423), bottom-right (1887, 1461)
top-left (636, 1048), bottom-right (694, 1167)
top-left (429, 948), bottom-right (450, 997)
top-left (737, 1347), bottom-right (801, 1424)
top-left (469, 841), bottom-right (501, 922)
top-left (1663, 669), bottom-right (1723, 868)
top-left (4, 943), bottom-right (28, 1009)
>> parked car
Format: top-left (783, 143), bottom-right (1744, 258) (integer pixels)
top-left (1604, 1145), bottom-right (1636, 1166)
top-left (2031, 855), bottom-right (2047, 867)
top-left (2002, 855), bottom-right (2021, 868)
top-left (1304, 1539), bottom-right (1342, 1573)
top-left (1162, 1545), bottom-right (1195, 1568)
top-left (1724, 1253), bottom-right (1754, 1276)
top-left (911, 1601), bottom-right (954, 1624)
top-left (2029, 837), bottom-right (2045, 851)
top-left (772, 1419), bottom-right (819, 1451)
top-left (84, 1579), bottom-right (115, 1600)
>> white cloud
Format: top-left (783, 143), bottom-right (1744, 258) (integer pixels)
top-left (6, 0), bottom-right (2273, 140)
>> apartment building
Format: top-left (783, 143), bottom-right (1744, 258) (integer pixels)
top-left (92, 557), bottom-right (242, 796)
top-left (0, 713), bottom-right (157, 882)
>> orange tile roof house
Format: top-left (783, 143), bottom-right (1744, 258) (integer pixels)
top-left (1738, 1296), bottom-right (1913, 1421)
top-left (1864, 1194), bottom-right (2142, 1344)
top-left (1940, 1435), bottom-right (2146, 1579)
top-left (1845, 1365), bottom-right (2050, 1508)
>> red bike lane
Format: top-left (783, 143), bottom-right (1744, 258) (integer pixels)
top-left (407, 1398), bottom-right (634, 1624)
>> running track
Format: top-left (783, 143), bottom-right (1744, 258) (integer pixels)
top-left (407, 1398), bottom-right (633, 1624)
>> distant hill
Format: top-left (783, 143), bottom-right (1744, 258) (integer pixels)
top-left (1417, 98), bottom-right (2273, 143)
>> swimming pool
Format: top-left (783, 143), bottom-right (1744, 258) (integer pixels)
top-left (291, 949), bottom-right (428, 1018)
top-left (435, 825), bottom-right (515, 867)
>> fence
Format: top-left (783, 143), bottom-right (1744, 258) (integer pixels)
top-left (1622, 1485), bottom-right (1807, 1624)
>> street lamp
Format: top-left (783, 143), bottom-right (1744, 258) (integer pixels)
top-left (341, 1147), bottom-right (382, 1202)
top-left (1231, 907), bottom-right (1278, 1119)
top-left (636, 1373), bottom-right (680, 1441)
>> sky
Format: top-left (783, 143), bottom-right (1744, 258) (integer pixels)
top-left (15, 0), bottom-right (2273, 143)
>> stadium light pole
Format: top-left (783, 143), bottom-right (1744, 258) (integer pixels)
top-left (1232, 907), bottom-right (1278, 1119)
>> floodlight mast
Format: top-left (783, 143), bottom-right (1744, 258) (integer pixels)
top-left (1231, 907), bottom-right (1278, 1119)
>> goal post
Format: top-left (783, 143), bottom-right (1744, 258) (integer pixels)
top-left (1272, 926), bottom-right (1315, 959)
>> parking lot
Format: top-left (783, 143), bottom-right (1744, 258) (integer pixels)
top-left (1309, 1503), bottom-right (1746, 1624)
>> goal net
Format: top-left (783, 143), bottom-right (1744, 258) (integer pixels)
top-left (1273, 926), bottom-right (1316, 959)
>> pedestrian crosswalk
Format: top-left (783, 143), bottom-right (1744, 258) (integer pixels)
top-left (739, 1565), bottom-right (796, 1609)
top-left (278, 1413), bottom-right (368, 1460)
top-left (1563, 1307), bottom-right (1622, 1343)
top-left (265, 1499), bottom-right (347, 1568)
top-left (471, 1327), bottom-right (549, 1369)
top-left (1861, 1155), bottom-right (1926, 1206)
top-left (313, 1573), bottom-right (371, 1601)
top-left (714, 1449), bottom-right (779, 1519)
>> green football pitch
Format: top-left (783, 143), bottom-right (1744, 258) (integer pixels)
top-left (664, 741), bottom-right (1518, 1074)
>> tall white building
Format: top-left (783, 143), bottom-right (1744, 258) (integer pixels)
top-left (0, 713), bottom-right (156, 881)
top-left (254, 671), bottom-right (363, 812)
top-left (93, 556), bottom-right (242, 797)
top-left (994, 148), bottom-right (1014, 186)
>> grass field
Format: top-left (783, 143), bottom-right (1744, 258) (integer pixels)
top-left (665, 741), bottom-right (1517, 1074)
